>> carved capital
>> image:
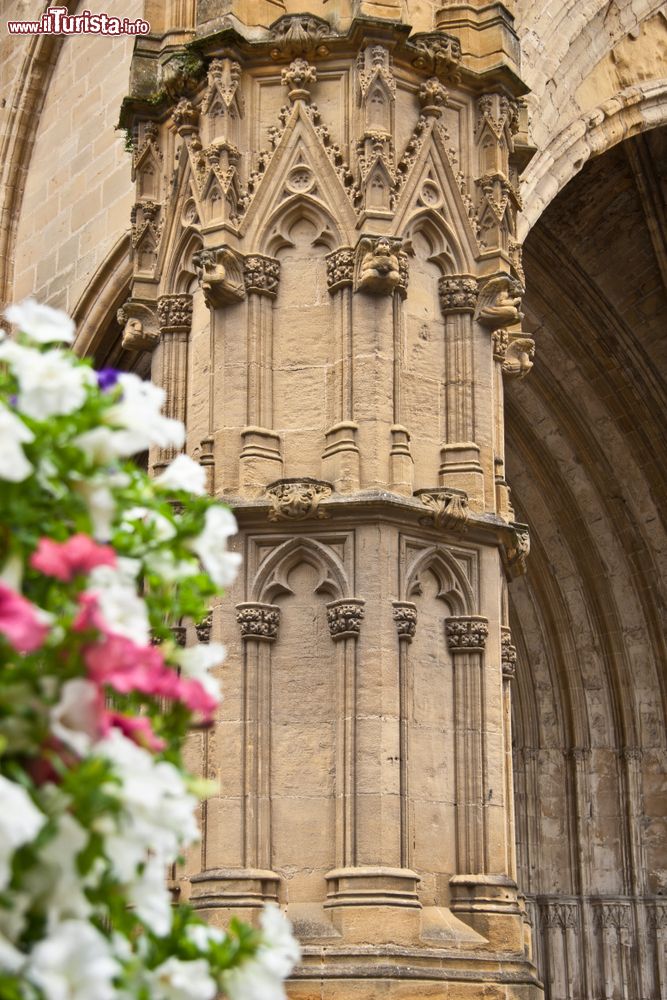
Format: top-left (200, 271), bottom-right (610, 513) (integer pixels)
top-left (593, 902), bottom-right (631, 931)
top-left (266, 478), bottom-right (332, 521)
top-left (281, 57), bottom-right (316, 102)
top-left (157, 294), bottom-right (193, 333)
top-left (327, 599), bottom-right (364, 641)
top-left (649, 904), bottom-right (667, 930)
top-left (416, 488), bottom-right (469, 534)
top-left (566, 747), bottom-right (591, 763)
top-left (540, 901), bottom-right (579, 929)
top-left (236, 603), bottom-right (281, 641)
top-left (619, 747), bottom-right (643, 763)
top-left (326, 247), bottom-right (354, 292)
top-left (445, 616), bottom-right (489, 653)
top-left (117, 299), bottom-right (159, 352)
top-left (171, 624), bottom-right (187, 647)
top-left (438, 275), bottom-right (478, 314)
top-left (419, 77), bottom-right (448, 117)
top-left (193, 247), bottom-right (245, 307)
top-left (355, 236), bottom-right (407, 297)
top-left (195, 611), bottom-right (213, 644)
top-left (501, 626), bottom-right (517, 679)
top-left (243, 254), bottom-right (280, 297)
top-left (172, 97), bottom-right (199, 136)
top-left (392, 601), bottom-right (417, 642)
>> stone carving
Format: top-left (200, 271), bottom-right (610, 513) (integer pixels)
top-left (327, 599), bottom-right (365, 640)
top-left (445, 616), bottom-right (489, 652)
top-left (236, 603), bottom-right (280, 641)
top-left (326, 247), bottom-right (354, 292)
top-left (193, 247), bottom-right (245, 306)
top-left (117, 299), bottom-right (159, 352)
top-left (269, 14), bottom-right (330, 58)
top-left (266, 478), bottom-right (332, 521)
top-left (130, 200), bottom-right (162, 273)
top-left (171, 625), bottom-right (187, 647)
top-left (202, 58), bottom-right (243, 119)
top-left (501, 627), bottom-right (517, 679)
top-left (357, 45), bottom-right (395, 98)
top-left (355, 237), bottom-right (406, 295)
top-left (492, 328), bottom-right (510, 362)
top-left (282, 58), bottom-right (316, 102)
top-left (157, 294), bottom-right (192, 332)
top-left (392, 602), bottom-right (417, 641)
top-left (439, 276), bottom-right (478, 314)
top-left (171, 98), bottom-right (199, 136)
top-left (417, 489), bottom-right (469, 534)
top-left (195, 612), bottom-right (213, 644)
top-left (594, 903), bottom-right (631, 931)
top-left (475, 275), bottom-right (523, 329)
top-left (502, 335), bottom-right (535, 379)
top-left (648, 904), bottom-right (667, 930)
top-left (419, 77), bottom-right (448, 117)
top-left (505, 522), bottom-right (530, 575)
top-left (243, 255), bottom-right (280, 296)
top-left (409, 33), bottom-right (462, 81)
top-left (540, 902), bottom-right (579, 929)
top-left (476, 93), bottom-right (520, 140)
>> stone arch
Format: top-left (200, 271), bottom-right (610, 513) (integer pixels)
top-left (520, 80), bottom-right (667, 237)
top-left (399, 210), bottom-right (465, 274)
top-left (403, 546), bottom-right (475, 616)
top-left (164, 227), bottom-right (203, 295)
top-left (73, 234), bottom-right (132, 360)
top-left (260, 197), bottom-right (340, 257)
top-left (252, 536), bottom-right (349, 604)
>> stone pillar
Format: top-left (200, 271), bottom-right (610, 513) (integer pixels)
top-left (438, 276), bottom-right (485, 509)
top-left (392, 601), bottom-right (417, 868)
top-left (151, 293), bottom-right (192, 473)
top-left (240, 255), bottom-right (282, 495)
top-left (501, 626), bottom-right (517, 881)
top-left (323, 247), bottom-right (360, 492)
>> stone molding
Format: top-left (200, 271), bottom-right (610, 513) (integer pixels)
top-left (236, 602), bottom-right (280, 641)
top-left (326, 598), bottom-right (365, 641)
top-left (445, 615), bottom-right (489, 653)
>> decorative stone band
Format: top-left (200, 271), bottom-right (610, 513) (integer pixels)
top-left (648, 903), bottom-right (667, 930)
top-left (438, 275), bottom-right (478, 314)
top-left (326, 598), bottom-right (365, 641)
top-left (195, 611), bottom-right (213, 644)
top-left (157, 293), bottom-right (193, 333)
top-left (189, 868), bottom-right (280, 910)
top-left (324, 867), bottom-right (421, 909)
top-left (501, 625), bottom-right (517, 679)
top-left (445, 615), bottom-right (489, 653)
top-left (592, 901), bottom-right (631, 931)
top-left (326, 246), bottom-right (354, 292)
top-left (539, 900), bottom-right (580, 929)
top-left (236, 602), bottom-right (281, 641)
top-left (392, 601), bottom-right (417, 642)
top-left (266, 478), bottom-right (332, 521)
top-left (243, 254), bottom-right (281, 296)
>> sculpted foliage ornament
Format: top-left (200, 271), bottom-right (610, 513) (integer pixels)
top-left (439, 276), bottom-right (478, 314)
top-left (244, 255), bottom-right (281, 296)
top-left (236, 603), bottom-right (281, 641)
top-left (266, 478), bottom-right (332, 521)
top-left (282, 58), bottom-right (317, 101)
top-left (269, 14), bottom-right (330, 58)
top-left (157, 294), bottom-right (193, 332)
top-left (445, 616), bottom-right (489, 652)
top-left (392, 602), bottom-right (418, 641)
top-left (409, 33), bottom-right (462, 82)
top-left (327, 599), bottom-right (365, 640)
top-left (418, 489), bottom-right (469, 533)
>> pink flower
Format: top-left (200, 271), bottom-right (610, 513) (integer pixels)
top-left (0, 582), bottom-right (49, 653)
top-left (106, 712), bottom-right (166, 752)
top-left (30, 534), bottom-right (116, 582)
top-left (72, 591), bottom-right (107, 634)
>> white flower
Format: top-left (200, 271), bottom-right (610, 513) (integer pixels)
top-left (0, 403), bottom-right (34, 482)
top-left (0, 340), bottom-right (94, 420)
top-left (186, 923), bottom-right (226, 951)
top-left (50, 679), bottom-right (101, 756)
top-left (0, 931), bottom-right (24, 972)
top-left (155, 454), bottom-right (207, 496)
top-left (0, 775), bottom-right (46, 890)
top-left (189, 506), bottom-right (241, 588)
top-left (122, 505), bottom-right (176, 543)
top-left (87, 563), bottom-right (150, 645)
top-left (176, 643), bottom-right (225, 703)
top-left (73, 426), bottom-right (121, 464)
top-left (74, 479), bottom-right (116, 541)
top-left (105, 373), bottom-right (185, 455)
top-left (223, 905), bottom-right (300, 1000)
top-left (150, 957), bottom-right (217, 1000)
top-left (26, 919), bottom-right (119, 1000)
top-left (27, 814), bottom-right (91, 930)
top-left (143, 548), bottom-right (198, 583)
top-left (4, 299), bottom-right (75, 344)
top-left (128, 856), bottom-right (173, 937)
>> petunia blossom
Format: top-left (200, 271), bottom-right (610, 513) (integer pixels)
top-left (30, 534), bottom-right (116, 582)
top-left (106, 712), bottom-right (165, 752)
top-left (4, 299), bottom-right (75, 344)
top-left (0, 582), bottom-right (50, 653)
top-left (0, 403), bottom-right (34, 483)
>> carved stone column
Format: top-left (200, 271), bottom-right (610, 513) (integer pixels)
top-left (240, 255), bottom-right (282, 495)
top-left (501, 626), bottom-right (517, 881)
top-left (151, 293), bottom-right (192, 473)
top-left (392, 601), bottom-right (417, 868)
top-left (323, 248), bottom-right (360, 492)
top-left (438, 276), bottom-right (485, 508)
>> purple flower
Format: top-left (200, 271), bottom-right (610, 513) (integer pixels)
top-left (96, 368), bottom-right (120, 391)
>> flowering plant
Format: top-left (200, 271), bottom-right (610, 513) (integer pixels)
top-left (0, 300), bottom-right (299, 999)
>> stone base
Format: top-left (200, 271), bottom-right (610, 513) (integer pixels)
top-left (322, 421), bottom-right (361, 492)
top-left (189, 867), bottom-right (279, 917)
top-left (239, 426), bottom-right (282, 497)
top-left (324, 867), bottom-right (422, 944)
top-left (438, 442), bottom-right (485, 509)
top-left (450, 874), bottom-right (525, 951)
